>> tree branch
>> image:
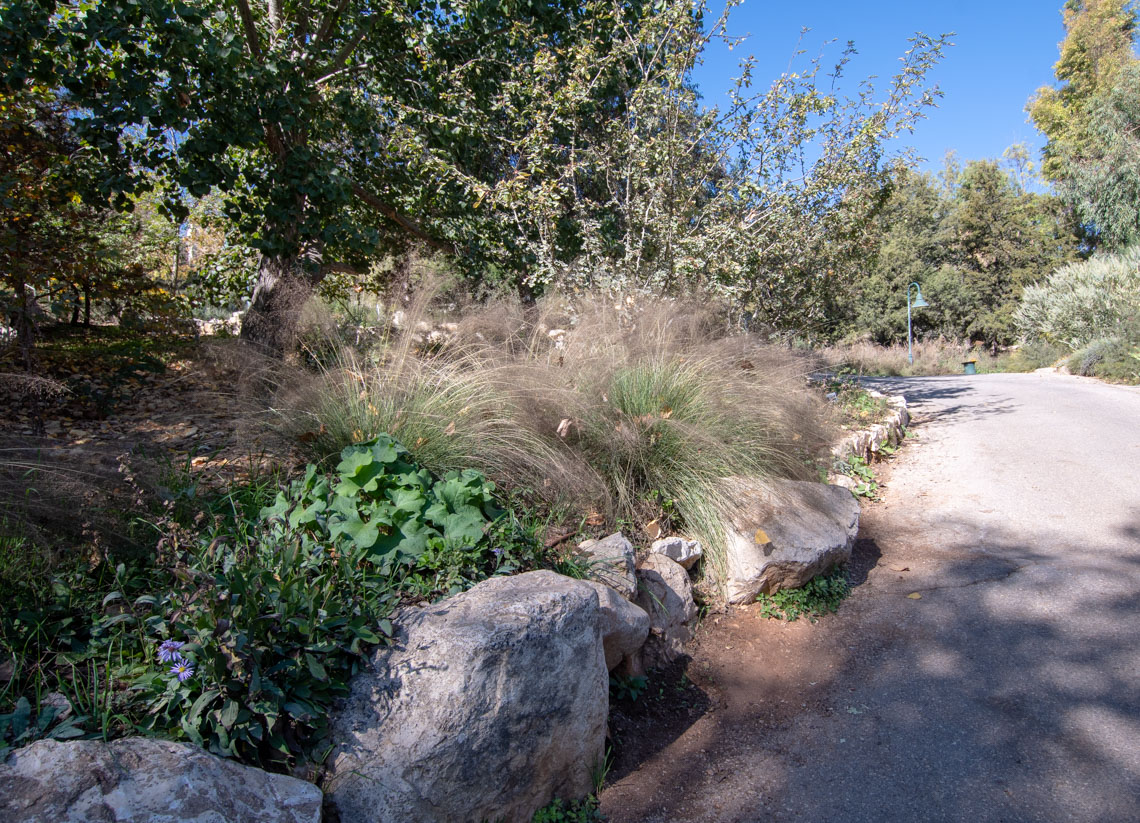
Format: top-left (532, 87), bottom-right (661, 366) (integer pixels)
top-left (353, 185), bottom-right (454, 253)
top-left (234, 0), bottom-right (263, 61)
top-left (310, 0), bottom-right (350, 54)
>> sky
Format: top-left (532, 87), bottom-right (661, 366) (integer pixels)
top-left (690, 0), bottom-right (1071, 179)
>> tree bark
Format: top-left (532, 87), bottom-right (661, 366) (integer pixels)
top-left (239, 254), bottom-right (317, 354)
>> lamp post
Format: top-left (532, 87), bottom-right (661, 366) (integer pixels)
top-left (907, 282), bottom-right (929, 364)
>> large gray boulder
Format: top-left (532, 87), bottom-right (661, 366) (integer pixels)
top-left (721, 478), bottom-right (860, 605)
top-left (634, 554), bottom-right (698, 670)
top-left (577, 532), bottom-right (637, 600)
top-left (324, 571), bottom-right (609, 823)
top-left (0, 738), bottom-right (322, 823)
top-left (583, 580), bottom-right (650, 673)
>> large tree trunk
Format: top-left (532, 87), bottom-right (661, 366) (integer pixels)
top-left (240, 254), bottom-right (317, 355)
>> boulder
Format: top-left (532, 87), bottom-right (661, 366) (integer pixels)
top-left (324, 571), bottom-right (608, 823)
top-left (868, 424), bottom-right (889, 453)
top-left (721, 478), bottom-right (860, 605)
top-left (650, 536), bottom-right (703, 570)
top-left (578, 532), bottom-right (637, 600)
top-left (827, 473), bottom-right (859, 493)
top-left (0, 738), bottom-right (322, 823)
top-left (583, 580), bottom-right (650, 674)
top-left (634, 554), bottom-right (698, 670)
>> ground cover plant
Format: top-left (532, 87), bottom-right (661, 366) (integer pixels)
top-left (756, 565), bottom-right (851, 622)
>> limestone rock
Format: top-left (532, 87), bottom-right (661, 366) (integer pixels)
top-left (579, 532), bottom-right (637, 600)
top-left (650, 536), bottom-right (703, 570)
top-left (827, 473), bottom-right (859, 493)
top-left (868, 424), bottom-right (889, 453)
top-left (324, 571), bottom-right (608, 823)
top-left (583, 580), bottom-right (650, 673)
top-left (721, 478), bottom-right (860, 605)
top-left (887, 396), bottom-right (910, 428)
top-left (634, 554), bottom-right (698, 670)
top-left (0, 738), bottom-right (322, 823)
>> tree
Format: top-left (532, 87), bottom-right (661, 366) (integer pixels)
top-left (1028, 0), bottom-right (1138, 183)
top-left (0, 83), bottom-right (87, 362)
top-left (1028, 0), bottom-right (1140, 249)
top-left (841, 158), bottom-right (1076, 348)
top-left (3, 0), bottom-right (661, 350)
top-left (1057, 62), bottom-right (1140, 249)
top-left (487, 5), bottom-right (950, 332)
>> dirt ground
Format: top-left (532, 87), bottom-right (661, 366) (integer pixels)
top-left (600, 462), bottom-right (905, 822)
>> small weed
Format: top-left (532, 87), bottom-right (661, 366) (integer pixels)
top-left (756, 565), bottom-right (850, 622)
top-left (837, 455), bottom-right (878, 500)
top-left (609, 674), bottom-right (648, 703)
top-left (532, 796), bottom-right (606, 823)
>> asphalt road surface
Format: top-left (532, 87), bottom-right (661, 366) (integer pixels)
top-left (600, 372), bottom-right (1140, 822)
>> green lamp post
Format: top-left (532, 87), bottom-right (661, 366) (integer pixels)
top-left (907, 282), bottom-right (929, 365)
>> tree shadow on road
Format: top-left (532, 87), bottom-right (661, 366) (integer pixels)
top-left (600, 514), bottom-right (1140, 823)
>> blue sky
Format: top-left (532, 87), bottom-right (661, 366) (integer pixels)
top-left (691, 0), bottom-right (1070, 179)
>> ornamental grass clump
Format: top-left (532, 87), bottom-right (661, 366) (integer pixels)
top-left (457, 295), bottom-right (834, 593)
top-left (271, 291), bottom-right (834, 596)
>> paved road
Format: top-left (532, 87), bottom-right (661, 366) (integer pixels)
top-left (601, 373), bottom-right (1140, 822)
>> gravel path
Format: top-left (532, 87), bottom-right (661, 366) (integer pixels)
top-left (600, 372), bottom-right (1140, 822)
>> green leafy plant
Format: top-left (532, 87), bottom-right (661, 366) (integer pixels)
top-left (532, 796), bottom-right (606, 823)
top-left (130, 435), bottom-right (512, 767)
top-left (1, 434), bottom-right (538, 770)
top-left (609, 674), bottom-right (648, 703)
top-left (839, 455), bottom-right (878, 499)
top-left (756, 565), bottom-right (851, 622)
top-left (0, 696), bottom-right (88, 760)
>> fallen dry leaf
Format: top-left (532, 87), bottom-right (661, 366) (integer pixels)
top-left (556, 418), bottom-right (573, 438)
top-left (585, 511), bottom-right (605, 527)
top-left (754, 528), bottom-right (771, 545)
top-left (645, 519), bottom-right (662, 540)
top-left (907, 592), bottom-right (923, 600)
top-left (889, 564), bottom-right (910, 572)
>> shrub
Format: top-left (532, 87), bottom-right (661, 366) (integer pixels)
top-left (1016, 246), bottom-right (1140, 350)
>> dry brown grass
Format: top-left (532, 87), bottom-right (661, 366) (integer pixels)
top-left (822, 338), bottom-right (995, 376)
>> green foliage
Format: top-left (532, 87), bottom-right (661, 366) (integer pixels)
top-left (837, 456), bottom-right (878, 500)
top-left (1058, 62), bottom-right (1140, 250)
top-left (0, 696), bottom-right (87, 760)
top-left (1029, 0), bottom-right (1138, 185)
top-left (531, 796), bottom-right (605, 823)
top-left (843, 160), bottom-right (1076, 348)
top-left (2, 0), bottom-right (949, 345)
top-left (1068, 334), bottom-right (1140, 383)
top-left (756, 565), bottom-right (851, 622)
top-left (1016, 245), bottom-right (1140, 349)
top-left (609, 674), bottom-right (649, 704)
top-left (1, 437), bottom-right (534, 768)
top-left (826, 378), bottom-right (889, 426)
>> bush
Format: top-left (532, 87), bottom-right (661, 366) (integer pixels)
top-left (1068, 336), bottom-right (1140, 383)
top-left (1016, 246), bottom-right (1140, 350)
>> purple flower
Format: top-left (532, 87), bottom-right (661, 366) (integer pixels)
top-left (157, 640), bottom-right (185, 663)
top-left (169, 655), bottom-right (195, 682)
